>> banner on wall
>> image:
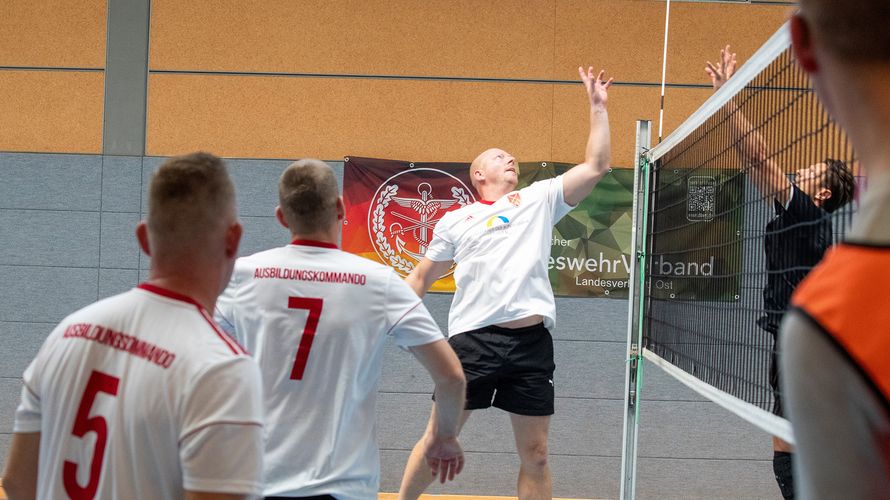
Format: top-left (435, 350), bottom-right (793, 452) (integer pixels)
top-left (341, 156), bottom-right (741, 299)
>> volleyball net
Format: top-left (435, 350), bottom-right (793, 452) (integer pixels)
top-left (627, 22), bottom-right (860, 455)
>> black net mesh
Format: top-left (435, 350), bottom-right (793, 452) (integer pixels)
top-left (642, 47), bottom-right (860, 414)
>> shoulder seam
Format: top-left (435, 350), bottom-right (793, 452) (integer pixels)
top-left (196, 307), bottom-right (248, 356)
top-left (790, 306), bottom-right (890, 415)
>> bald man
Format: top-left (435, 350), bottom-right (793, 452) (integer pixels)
top-left (214, 159), bottom-right (466, 500)
top-left (2, 152), bottom-right (264, 500)
top-left (779, 1), bottom-right (890, 499)
top-left (398, 67), bottom-right (613, 500)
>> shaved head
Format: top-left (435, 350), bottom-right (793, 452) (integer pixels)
top-left (278, 159), bottom-right (340, 234)
top-left (799, 0), bottom-right (890, 62)
top-left (469, 149), bottom-right (499, 189)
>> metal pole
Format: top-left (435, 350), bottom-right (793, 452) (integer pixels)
top-left (619, 120), bottom-right (652, 500)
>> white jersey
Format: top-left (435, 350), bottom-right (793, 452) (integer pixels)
top-left (426, 175), bottom-right (573, 336)
top-left (215, 240), bottom-right (445, 499)
top-left (13, 284), bottom-right (265, 500)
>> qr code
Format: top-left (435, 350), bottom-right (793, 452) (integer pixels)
top-left (687, 176), bottom-right (716, 221)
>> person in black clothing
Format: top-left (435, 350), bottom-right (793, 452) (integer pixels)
top-left (706, 46), bottom-right (855, 499)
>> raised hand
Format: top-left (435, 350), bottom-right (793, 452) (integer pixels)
top-left (424, 435), bottom-right (464, 484)
top-left (705, 44), bottom-right (737, 91)
top-left (578, 66), bottom-right (613, 108)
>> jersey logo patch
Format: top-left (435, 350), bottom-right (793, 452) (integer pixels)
top-left (368, 168), bottom-right (476, 277)
top-left (485, 215), bottom-right (511, 228)
top-left (508, 192), bottom-right (521, 207)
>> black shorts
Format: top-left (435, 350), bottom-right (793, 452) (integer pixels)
top-left (758, 316), bottom-right (784, 417)
top-left (437, 322), bottom-right (555, 416)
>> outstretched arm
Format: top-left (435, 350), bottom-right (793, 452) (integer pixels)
top-left (563, 67), bottom-right (613, 206)
top-left (707, 45), bottom-right (791, 205)
top-left (405, 258), bottom-right (454, 298)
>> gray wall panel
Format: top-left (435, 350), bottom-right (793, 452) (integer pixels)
top-left (101, 156), bottom-right (143, 212)
top-left (0, 153), bottom-right (102, 211)
top-left (636, 457), bottom-right (774, 500)
top-left (0, 433), bottom-right (9, 472)
top-left (556, 296), bottom-right (628, 342)
top-left (554, 340), bottom-right (624, 400)
top-left (642, 362), bottom-right (709, 402)
top-left (227, 159), bottom-right (292, 217)
top-left (0, 266), bottom-right (98, 323)
top-left (638, 401), bottom-right (772, 460)
top-left (99, 212), bottom-right (140, 268)
top-left (0, 322), bottom-right (48, 378)
top-left (239, 216), bottom-right (288, 257)
top-left (103, 0), bottom-right (150, 155)
top-left (140, 156), bottom-right (164, 214)
top-left (99, 268), bottom-right (139, 299)
top-left (0, 210), bottom-right (100, 267)
top-left (0, 378), bottom-right (22, 433)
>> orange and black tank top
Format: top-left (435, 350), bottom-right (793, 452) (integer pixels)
top-left (791, 243), bottom-right (890, 410)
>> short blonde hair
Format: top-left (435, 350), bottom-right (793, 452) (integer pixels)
top-left (278, 159), bottom-right (339, 233)
top-left (148, 152), bottom-right (236, 248)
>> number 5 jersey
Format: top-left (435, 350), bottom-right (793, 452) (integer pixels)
top-left (14, 284), bottom-right (265, 500)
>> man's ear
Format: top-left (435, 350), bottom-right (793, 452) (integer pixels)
top-left (336, 197), bottom-right (345, 220)
top-left (816, 187), bottom-right (832, 202)
top-left (136, 221), bottom-right (151, 257)
top-left (473, 168), bottom-right (484, 184)
top-left (225, 221), bottom-right (243, 259)
top-left (790, 13), bottom-right (819, 73)
top-left (275, 206), bottom-right (290, 229)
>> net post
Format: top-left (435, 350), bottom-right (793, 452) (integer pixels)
top-left (619, 119), bottom-right (652, 500)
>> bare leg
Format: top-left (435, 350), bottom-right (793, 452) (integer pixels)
top-left (773, 437), bottom-right (795, 499)
top-left (773, 436), bottom-right (793, 453)
top-left (398, 405), bottom-right (473, 500)
top-left (510, 413), bottom-right (552, 500)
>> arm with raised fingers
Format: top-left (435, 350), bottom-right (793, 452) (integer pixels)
top-left (562, 67), bottom-right (613, 206)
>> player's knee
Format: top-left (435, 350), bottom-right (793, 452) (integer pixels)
top-left (518, 441), bottom-right (549, 469)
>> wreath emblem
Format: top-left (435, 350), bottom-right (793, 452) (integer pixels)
top-left (369, 168), bottom-right (475, 277)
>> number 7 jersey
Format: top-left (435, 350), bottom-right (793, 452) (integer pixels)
top-left (214, 239), bottom-right (445, 499)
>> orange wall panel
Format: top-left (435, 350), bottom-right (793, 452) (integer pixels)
top-left (661, 86), bottom-right (713, 138)
top-left (149, 0), bottom-right (556, 79)
top-left (0, 0), bottom-right (107, 68)
top-left (552, 84), bottom-right (661, 168)
top-left (146, 74), bottom-right (555, 161)
top-left (0, 71), bottom-right (104, 153)
top-left (554, 0), bottom-right (788, 85)
top-left (666, 2), bottom-right (789, 85)
top-left (555, 0), bottom-right (669, 84)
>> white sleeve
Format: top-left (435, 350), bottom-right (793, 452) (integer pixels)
top-left (384, 271), bottom-right (446, 348)
top-left (423, 216), bottom-right (456, 262)
top-left (180, 356), bottom-right (265, 495)
top-left (13, 357), bottom-right (42, 433)
top-left (781, 310), bottom-right (890, 500)
top-left (527, 175), bottom-right (574, 222)
top-left (551, 174), bottom-right (575, 220)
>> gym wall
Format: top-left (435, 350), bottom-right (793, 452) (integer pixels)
top-left (0, 1), bottom-right (792, 497)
